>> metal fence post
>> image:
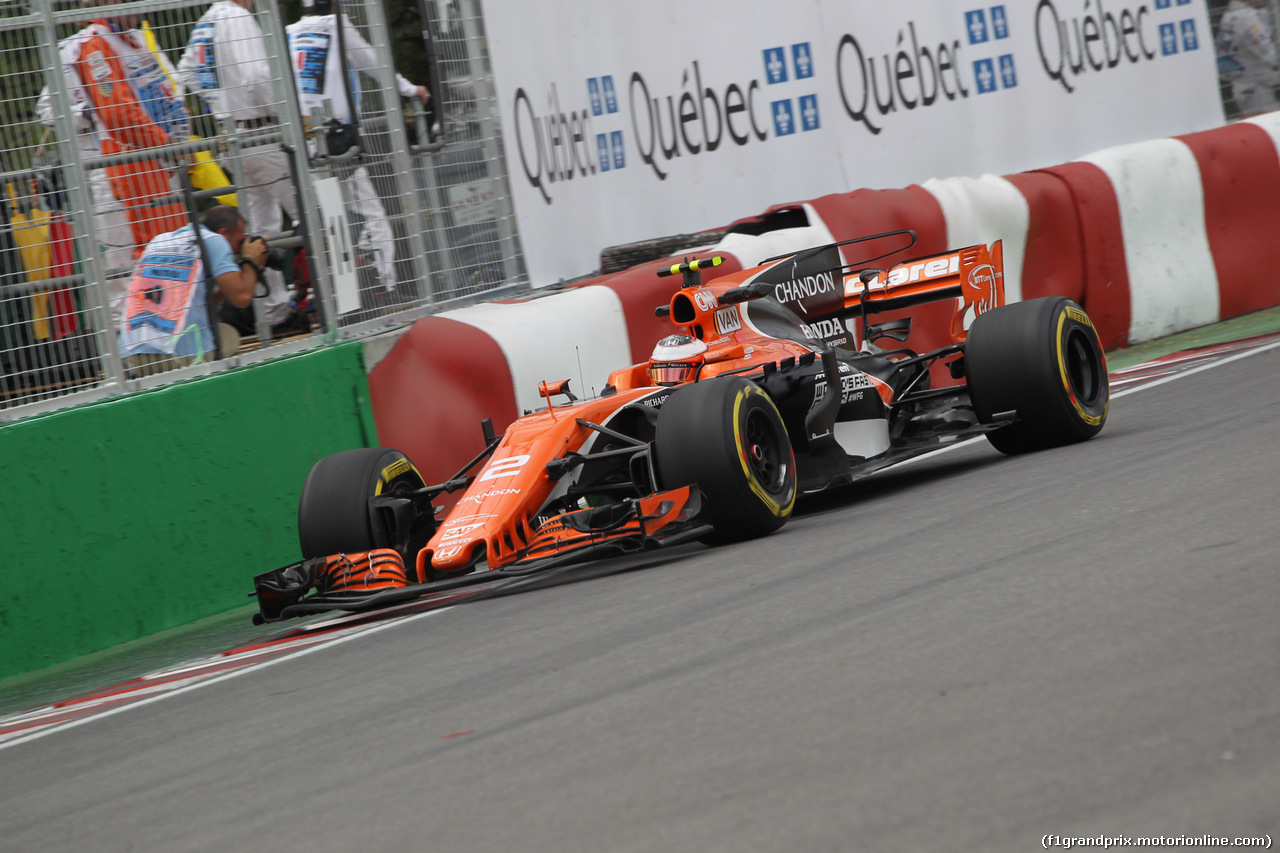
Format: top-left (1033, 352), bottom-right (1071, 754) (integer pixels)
top-left (34, 1), bottom-right (124, 390)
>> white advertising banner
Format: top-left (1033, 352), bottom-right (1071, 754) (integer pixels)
top-left (483, 0), bottom-right (1224, 285)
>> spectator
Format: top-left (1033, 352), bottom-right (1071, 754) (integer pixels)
top-left (118, 204), bottom-right (267, 376)
top-left (35, 83), bottom-right (134, 326)
top-left (61, 0), bottom-right (191, 256)
top-left (178, 0), bottom-right (309, 337)
top-left (1216, 0), bottom-right (1280, 116)
top-left (286, 0), bottom-right (430, 300)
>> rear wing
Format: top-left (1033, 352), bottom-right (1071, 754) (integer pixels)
top-left (689, 230), bottom-right (1006, 347)
top-left (844, 239), bottom-right (1005, 343)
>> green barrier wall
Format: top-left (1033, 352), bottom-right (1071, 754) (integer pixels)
top-left (0, 344), bottom-right (376, 681)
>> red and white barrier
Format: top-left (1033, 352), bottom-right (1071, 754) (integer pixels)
top-left (1082, 138), bottom-right (1220, 344)
top-left (922, 175), bottom-right (1029, 305)
top-left (1190, 114), bottom-right (1280, 321)
top-left (370, 114), bottom-right (1280, 482)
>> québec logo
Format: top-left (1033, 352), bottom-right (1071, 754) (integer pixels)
top-left (509, 1), bottom-right (1205, 200)
top-left (513, 50), bottom-right (790, 201)
top-left (1034, 0), bottom-right (1202, 94)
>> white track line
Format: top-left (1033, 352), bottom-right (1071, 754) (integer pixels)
top-left (0, 607), bottom-right (454, 751)
top-left (1108, 338), bottom-right (1280, 397)
top-left (887, 337), bottom-right (1280, 469)
top-left (6, 336), bottom-right (1280, 751)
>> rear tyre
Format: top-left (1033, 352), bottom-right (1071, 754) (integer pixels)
top-left (965, 297), bottom-right (1109, 455)
top-left (298, 448), bottom-right (427, 560)
top-left (655, 377), bottom-right (797, 542)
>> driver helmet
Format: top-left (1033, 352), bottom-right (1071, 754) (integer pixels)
top-left (648, 334), bottom-right (707, 386)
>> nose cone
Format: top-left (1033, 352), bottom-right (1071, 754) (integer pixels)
top-left (430, 539), bottom-right (481, 572)
top-left (428, 517), bottom-right (489, 572)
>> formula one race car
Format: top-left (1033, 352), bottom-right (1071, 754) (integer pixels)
top-left (252, 229), bottom-right (1109, 623)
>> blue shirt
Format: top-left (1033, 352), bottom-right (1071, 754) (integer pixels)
top-left (119, 225), bottom-right (241, 359)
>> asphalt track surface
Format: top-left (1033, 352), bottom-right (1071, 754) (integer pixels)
top-left (2, 338), bottom-right (1278, 852)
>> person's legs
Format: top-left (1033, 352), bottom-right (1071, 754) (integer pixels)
top-left (239, 146), bottom-right (307, 329)
top-left (1231, 72), bottom-right (1280, 116)
top-left (349, 166), bottom-right (397, 294)
top-left (88, 164), bottom-right (135, 326)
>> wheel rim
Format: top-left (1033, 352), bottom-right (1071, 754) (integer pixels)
top-left (1064, 327), bottom-right (1103, 406)
top-left (744, 408), bottom-right (789, 495)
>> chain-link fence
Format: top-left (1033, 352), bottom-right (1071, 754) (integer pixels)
top-left (0, 0), bottom-right (526, 421)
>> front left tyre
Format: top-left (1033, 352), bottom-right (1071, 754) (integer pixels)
top-left (654, 377), bottom-right (797, 542)
top-left (297, 447), bottom-right (428, 561)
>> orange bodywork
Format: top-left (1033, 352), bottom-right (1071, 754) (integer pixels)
top-left (417, 387), bottom-right (683, 579)
top-left (318, 549), bottom-right (411, 593)
top-left (418, 238), bottom-right (1006, 579)
top-left (846, 240), bottom-right (1006, 344)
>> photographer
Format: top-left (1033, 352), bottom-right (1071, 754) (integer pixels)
top-left (178, 0), bottom-right (305, 336)
top-left (118, 205), bottom-right (267, 376)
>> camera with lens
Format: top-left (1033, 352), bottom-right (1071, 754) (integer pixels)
top-left (246, 235), bottom-right (291, 271)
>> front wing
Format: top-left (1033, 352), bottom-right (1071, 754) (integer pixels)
top-left (251, 486), bottom-right (707, 624)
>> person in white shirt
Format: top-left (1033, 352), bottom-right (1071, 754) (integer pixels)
top-left (1217, 0), bottom-right (1280, 115)
top-left (286, 0), bottom-right (430, 298)
top-left (178, 0), bottom-right (305, 335)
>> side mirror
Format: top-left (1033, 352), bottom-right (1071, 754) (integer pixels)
top-left (538, 379), bottom-right (577, 401)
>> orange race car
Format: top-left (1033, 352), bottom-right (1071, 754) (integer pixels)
top-left (252, 229), bottom-right (1109, 623)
